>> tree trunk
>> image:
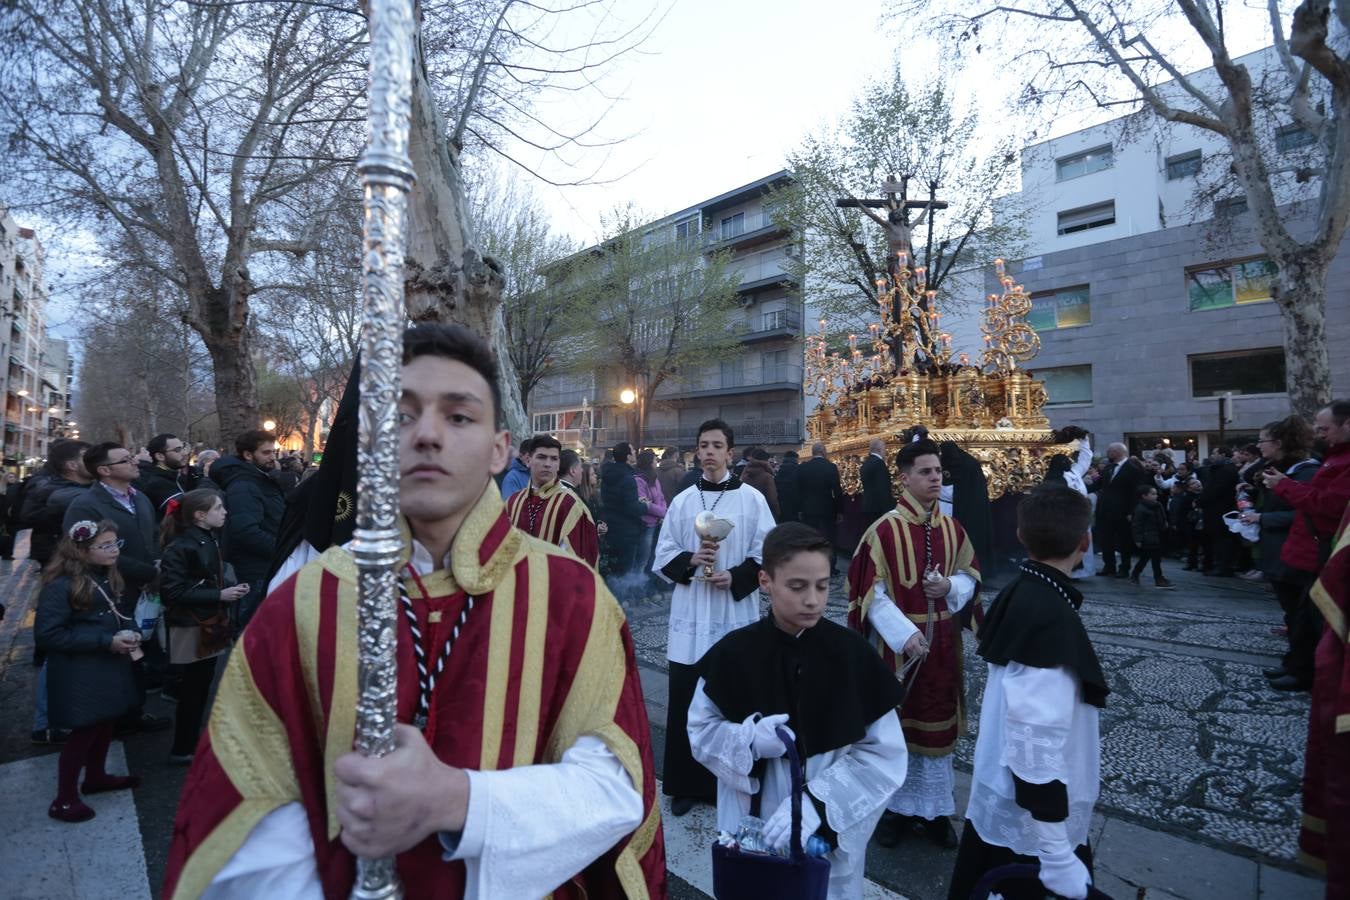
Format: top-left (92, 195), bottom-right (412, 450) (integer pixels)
top-left (1274, 258), bottom-right (1333, 420)
top-left (401, 17), bottom-right (527, 440)
top-left (204, 328), bottom-right (260, 442)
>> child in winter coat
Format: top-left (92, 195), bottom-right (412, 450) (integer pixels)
top-left (35, 519), bottom-right (142, 822)
top-left (1130, 486), bottom-right (1174, 589)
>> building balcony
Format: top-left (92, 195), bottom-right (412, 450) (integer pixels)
top-left (738, 308), bottom-right (802, 344)
top-left (705, 214), bottom-right (789, 252)
top-left (662, 363), bottom-right (803, 399)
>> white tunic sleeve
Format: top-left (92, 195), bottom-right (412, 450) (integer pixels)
top-left (1001, 662), bottom-right (1078, 785)
top-left (207, 736), bottom-right (641, 900)
top-left (866, 584), bottom-right (918, 653)
top-left (687, 678), bottom-right (759, 795)
top-left (652, 504), bottom-right (690, 583)
top-left (805, 711), bottom-right (907, 836)
top-left (945, 573), bottom-right (977, 613)
top-left (444, 734), bottom-right (643, 898)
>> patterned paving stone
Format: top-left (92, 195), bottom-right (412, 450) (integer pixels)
top-left (620, 568), bottom-right (1310, 865)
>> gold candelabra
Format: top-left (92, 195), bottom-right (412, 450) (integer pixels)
top-left (803, 253), bottom-right (1062, 498)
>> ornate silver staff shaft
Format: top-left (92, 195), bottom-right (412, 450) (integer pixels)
top-left (351, 0), bottom-right (416, 896)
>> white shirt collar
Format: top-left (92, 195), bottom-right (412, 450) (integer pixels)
top-left (407, 538), bottom-right (451, 576)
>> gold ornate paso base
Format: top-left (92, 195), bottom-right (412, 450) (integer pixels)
top-left (820, 427), bottom-right (1076, 501)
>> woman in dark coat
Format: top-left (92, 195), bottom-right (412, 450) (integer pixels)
top-left (35, 518), bottom-right (142, 822)
top-left (1245, 416), bottom-right (1321, 687)
top-left (159, 489), bottom-right (248, 762)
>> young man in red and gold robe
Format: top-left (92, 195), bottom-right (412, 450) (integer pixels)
top-left (505, 433), bottom-right (600, 568)
top-left (847, 437), bottom-right (981, 849)
top-left (1301, 500), bottom-right (1350, 897)
top-left (164, 324), bottom-right (665, 899)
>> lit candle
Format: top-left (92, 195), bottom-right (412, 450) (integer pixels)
top-left (994, 258), bottom-right (1005, 276)
top-left (983, 335), bottom-right (991, 344)
top-left (941, 333), bottom-right (951, 345)
top-left (897, 251), bottom-right (908, 268)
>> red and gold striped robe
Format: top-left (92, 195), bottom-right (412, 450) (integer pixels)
top-left (506, 479), bottom-right (600, 569)
top-left (1301, 502), bottom-right (1350, 892)
top-left (846, 489), bottom-right (982, 756)
top-left (164, 484), bottom-right (664, 899)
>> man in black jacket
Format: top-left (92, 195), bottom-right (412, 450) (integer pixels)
top-left (775, 449), bottom-right (802, 523)
top-left (1198, 445), bottom-right (1241, 577)
top-left (212, 429), bottom-right (285, 626)
top-left (62, 442), bottom-right (170, 733)
top-left (861, 437), bottom-right (895, 526)
top-left (600, 441), bottom-right (648, 577)
top-left (21, 439), bottom-right (92, 567)
top-left (1087, 442), bottom-right (1148, 577)
top-left (135, 433), bottom-right (197, 516)
top-left (797, 442), bottom-right (844, 573)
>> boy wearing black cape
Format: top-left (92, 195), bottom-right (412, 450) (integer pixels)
top-left (948, 485), bottom-right (1108, 900)
top-left (688, 523), bottom-right (908, 899)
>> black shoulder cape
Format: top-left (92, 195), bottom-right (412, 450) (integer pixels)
top-left (978, 561), bottom-right (1109, 708)
top-left (697, 615), bottom-right (904, 758)
top-left (266, 357), bottom-right (359, 584)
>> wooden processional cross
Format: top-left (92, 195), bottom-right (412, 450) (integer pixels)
top-left (836, 176), bottom-right (950, 371)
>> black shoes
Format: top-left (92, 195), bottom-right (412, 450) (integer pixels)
top-left (1128, 575), bottom-right (1140, 585)
top-left (924, 816), bottom-right (959, 847)
top-left (874, 811), bottom-right (905, 848)
top-left (1263, 667), bottom-right (1288, 679)
top-left (1270, 675), bottom-right (1311, 692)
top-left (1096, 570), bottom-right (1115, 577)
top-left (31, 727), bottom-right (72, 745)
top-left (1155, 579), bottom-right (1176, 590)
top-left (669, 797), bottom-right (696, 817)
top-left (1203, 570), bottom-right (1235, 578)
top-left (1112, 571), bottom-right (1129, 579)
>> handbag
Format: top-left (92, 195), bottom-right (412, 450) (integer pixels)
top-left (134, 591), bottom-right (163, 642)
top-left (710, 726), bottom-right (830, 900)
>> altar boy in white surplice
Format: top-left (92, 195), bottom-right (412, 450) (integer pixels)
top-left (688, 523), bottom-right (908, 900)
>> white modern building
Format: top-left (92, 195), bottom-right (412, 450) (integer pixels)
top-left (948, 46), bottom-right (1347, 455)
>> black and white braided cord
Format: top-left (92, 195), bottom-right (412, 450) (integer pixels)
top-left (1018, 562), bottom-right (1076, 610)
top-left (398, 574), bottom-right (475, 730)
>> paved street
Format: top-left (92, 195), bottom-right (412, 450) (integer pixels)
top-left (0, 536), bottom-right (1327, 899)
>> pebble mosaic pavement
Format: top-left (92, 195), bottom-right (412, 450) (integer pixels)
top-left (613, 569), bottom-right (1311, 865)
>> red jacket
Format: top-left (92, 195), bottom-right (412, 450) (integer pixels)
top-left (1277, 441), bottom-right (1350, 575)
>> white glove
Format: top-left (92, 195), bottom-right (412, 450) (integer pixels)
top-left (762, 791), bottom-right (821, 853)
top-left (751, 714), bottom-right (793, 759)
top-left (1033, 819), bottom-right (1090, 900)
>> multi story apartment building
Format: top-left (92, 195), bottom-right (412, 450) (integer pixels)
top-left (529, 171), bottom-right (808, 454)
top-left (0, 207), bottom-right (56, 470)
top-left (948, 46), bottom-right (1348, 455)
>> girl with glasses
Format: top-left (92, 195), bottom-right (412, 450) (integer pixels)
top-left (34, 518), bottom-right (142, 822)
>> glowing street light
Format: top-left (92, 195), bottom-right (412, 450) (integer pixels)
top-left (263, 419), bottom-right (277, 431)
top-left (619, 388), bottom-right (636, 405)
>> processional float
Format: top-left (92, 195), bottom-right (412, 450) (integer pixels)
top-left (352, 0), bottom-right (416, 896)
top-left (807, 180), bottom-right (1072, 499)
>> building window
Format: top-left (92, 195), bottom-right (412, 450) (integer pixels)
top-left (1033, 365), bottom-right (1093, 406)
top-left (1165, 149), bottom-right (1202, 180)
top-left (1186, 258), bottom-right (1275, 310)
top-left (532, 413), bottom-right (557, 432)
top-left (1190, 348), bottom-right (1286, 397)
top-left (1214, 196), bottom-right (1248, 219)
top-left (1055, 145), bottom-right (1114, 181)
top-left (1276, 124), bottom-right (1316, 153)
top-left (674, 216), bottom-right (698, 243)
top-left (1028, 285), bottom-right (1091, 331)
top-left (720, 212), bottom-right (745, 240)
top-left (1056, 201), bottom-right (1115, 236)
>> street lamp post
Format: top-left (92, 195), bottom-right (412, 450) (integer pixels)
top-left (619, 388), bottom-right (636, 445)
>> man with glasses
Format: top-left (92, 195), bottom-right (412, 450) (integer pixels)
top-left (136, 433), bottom-right (198, 515)
top-left (62, 442), bottom-right (171, 733)
top-left (211, 429), bottom-right (285, 627)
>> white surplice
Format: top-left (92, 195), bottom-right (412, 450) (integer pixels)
top-left (653, 475), bottom-right (775, 665)
top-left (965, 662), bottom-right (1100, 855)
